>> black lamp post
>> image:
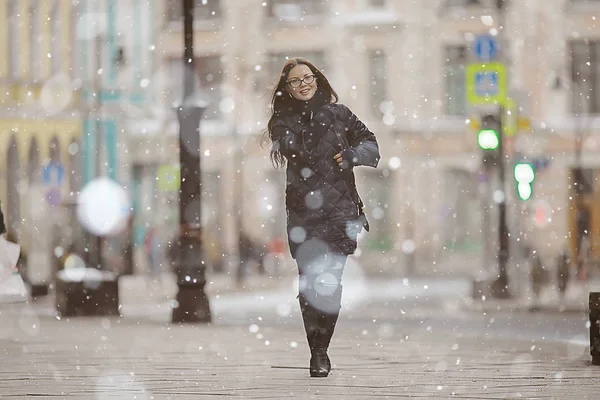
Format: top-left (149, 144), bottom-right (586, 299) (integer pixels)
top-left (171, 0), bottom-right (211, 324)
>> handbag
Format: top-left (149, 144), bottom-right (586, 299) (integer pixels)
top-left (332, 119), bottom-right (370, 232)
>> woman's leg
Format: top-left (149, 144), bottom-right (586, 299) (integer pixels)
top-left (296, 239), bottom-right (347, 377)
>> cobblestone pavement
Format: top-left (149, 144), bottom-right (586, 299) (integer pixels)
top-left (0, 300), bottom-right (598, 399)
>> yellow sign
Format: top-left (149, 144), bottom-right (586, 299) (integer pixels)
top-left (517, 117), bottom-right (531, 132)
top-left (503, 98), bottom-right (516, 137)
top-left (469, 98), bottom-right (532, 136)
top-left (157, 165), bottom-right (180, 192)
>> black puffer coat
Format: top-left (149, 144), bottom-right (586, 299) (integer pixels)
top-left (272, 103), bottom-right (380, 259)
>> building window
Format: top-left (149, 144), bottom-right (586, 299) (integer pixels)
top-left (166, 0), bottom-right (221, 21)
top-left (169, 55), bottom-right (223, 119)
top-left (443, 45), bottom-right (467, 116)
top-left (446, 0), bottom-right (483, 6)
top-left (571, 0), bottom-right (600, 6)
top-left (196, 56), bottom-right (223, 119)
top-left (360, 170), bottom-right (392, 252)
top-left (267, 51), bottom-right (326, 85)
top-left (50, 0), bottom-right (61, 75)
top-left (267, 0), bottom-right (327, 21)
top-left (570, 41), bottom-right (600, 114)
top-left (369, 49), bottom-right (387, 117)
top-left (8, 0), bottom-right (20, 80)
top-left (30, 1), bottom-right (40, 81)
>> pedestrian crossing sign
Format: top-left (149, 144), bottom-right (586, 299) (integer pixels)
top-left (466, 62), bottom-right (507, 105)
top-left (475, 72), bottom-right (498, 96)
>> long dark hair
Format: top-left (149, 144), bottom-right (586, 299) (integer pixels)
top-left (263, 57), bottom-right (339, 169)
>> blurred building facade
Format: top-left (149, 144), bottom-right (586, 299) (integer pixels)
top-left (4, 0), bottom-right (600, 278)
top-left (0, 0), bottom-right (166, 278)
top-left (153, 0), bottom-right (600, 274)
top-left (0, 0), bottom-right (81, 253)
top-left (70, 0), bottom-right (168, 261)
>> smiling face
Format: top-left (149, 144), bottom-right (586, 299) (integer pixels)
top-left (286, 64), bottom-right (318, 102)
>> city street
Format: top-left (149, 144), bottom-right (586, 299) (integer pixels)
top-left (3, 0), bottom-right (600, 399)
top-left (1, 272), bottom-right (598, 399)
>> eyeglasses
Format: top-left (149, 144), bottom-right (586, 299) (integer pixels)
top-left (286, 74), bottom-right (316, 88)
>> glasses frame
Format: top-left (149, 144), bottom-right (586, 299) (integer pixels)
top-left (286, 74), bottom-right (316, 88)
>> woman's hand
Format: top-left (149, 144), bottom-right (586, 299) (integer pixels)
top-left (334, 148), bottom-right (357, 170)
top-left (334, 152), bottom-right (344, 167)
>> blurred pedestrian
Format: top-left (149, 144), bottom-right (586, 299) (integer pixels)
top-left (264, 57), bottom-right (380, 377)
top-left (0, 201), bottom-right (5, 235)
top-left (122, 215), bottom-right (135, 276)
top-left (556, 247), bottom-right (571, 297)
top-left (144, 226), bottom-right (162, 289)
top-left (236, 231), bottom-right (267, 284)
top-left (577, 233), bottom-right (591, 281)
top-left (4, 230), bottom-right (27, 286)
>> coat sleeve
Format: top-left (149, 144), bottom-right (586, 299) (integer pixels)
top-left (272, 120), bottom-right (319, 166)
top-left (339, 105), bottom-right (380, 168)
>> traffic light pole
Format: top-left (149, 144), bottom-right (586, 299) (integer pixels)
top-left (493, 105), bottom-right (511, 298)
top-left (490, 0), bottom-right (511, 298)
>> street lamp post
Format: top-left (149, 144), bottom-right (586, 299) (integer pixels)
top-left (171, 0), bottom-right (211, 324)
top-left (91, 34), bottom-right (104, 270)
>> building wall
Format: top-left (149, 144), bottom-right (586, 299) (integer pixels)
top-left (0, 0), bottom-right (81, 241)
top-left (148, 0), bottom-right (600, 273)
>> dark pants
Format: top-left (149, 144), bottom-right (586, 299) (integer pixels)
top-left (296, 238), bottom-right (347, 313)
top-left (295, 238), bottom-right (348, 352)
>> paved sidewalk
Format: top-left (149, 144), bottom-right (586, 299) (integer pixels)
top-left (465, 280), bottom-right (600, 314)
top-left (0, 309), bottom-right (598, 399)
top-left (119, 270), bottom-right (298, 305)
top-left (10, 270), bottom-right (298, 311)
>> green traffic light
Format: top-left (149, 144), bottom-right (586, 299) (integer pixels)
top-left (514, 163), bottom-right (535, 184)
top-left (478, 129), bottom-right (499, 150)
top-left (517, 182), bottom-right (532, 200)
top-left (514, 163), bottom-right (535, 200)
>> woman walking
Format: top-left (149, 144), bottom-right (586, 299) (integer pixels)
top-left (265, 57), bottom-right (380, 377)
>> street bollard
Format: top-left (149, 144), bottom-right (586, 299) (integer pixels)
top-left (472, 279), bottom-right (490, 300)
top-left (590, 292), bottom-right (600, 366)
top-left (55, 269), bottom-right (120, 317)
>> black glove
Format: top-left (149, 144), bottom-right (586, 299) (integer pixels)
top-left (340, 148), bottom-right (358, 169)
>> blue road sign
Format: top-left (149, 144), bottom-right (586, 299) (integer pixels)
top-left (42, 162), bottom-right (64, 185)
top-left (475, 71), bottom-right (499, 97)
top-left (532, 157), bottom-right (551, 171)
top-left (474, 35), bottom-right (498, 61)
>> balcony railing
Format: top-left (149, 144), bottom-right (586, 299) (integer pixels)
top-left (166, 0), bottom-right (221, 24)
top-left (445, 0), bottom-right (502, 8)
top-left (266, 0), bottom-right (327, 23)
top-left (569, 0), bottom-right (600, 11)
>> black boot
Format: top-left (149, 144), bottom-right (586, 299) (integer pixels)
top-left (298, 293), bottom-right (318, 350)
top-left (299, 288), bottom-right (342, 377)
